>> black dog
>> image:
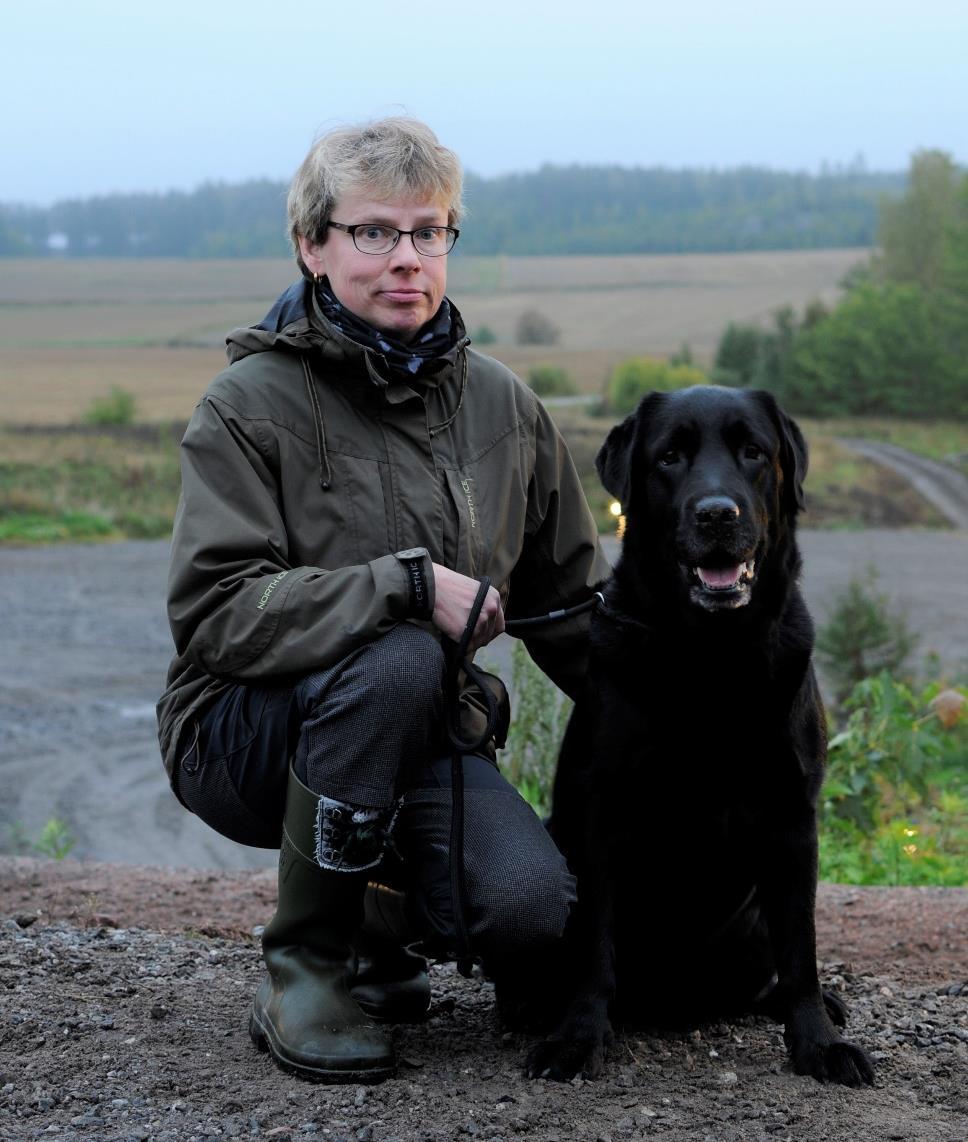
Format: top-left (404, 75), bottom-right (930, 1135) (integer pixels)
top-left (523, 385), bottom-right (874, 1087)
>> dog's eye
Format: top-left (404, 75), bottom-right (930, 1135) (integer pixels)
top-left (658, 450), bottom-right (680, 468)
top-left (743, 444), bottom-right (764, 461)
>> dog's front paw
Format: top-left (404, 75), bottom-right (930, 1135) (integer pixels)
top-left (789, 1035), bottom-right (875, 1087)
top-left (525, 1016), bottom-right (613, 1081)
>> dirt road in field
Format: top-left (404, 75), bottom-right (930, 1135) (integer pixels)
top-left (1, 527), bottom-right (966, 871)
top-left (839, 439), bottom-right (968, 529)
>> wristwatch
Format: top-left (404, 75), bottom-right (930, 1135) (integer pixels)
top-left (395, 548), bottom-right (434, 620)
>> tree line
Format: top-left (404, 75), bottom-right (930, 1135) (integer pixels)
top-left (711, 151), bottom-right (967, 418)
top-left (0, 165), bottom-right (904, 258)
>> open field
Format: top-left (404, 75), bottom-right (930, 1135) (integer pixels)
top-left (5, 249), bottom-right (963, 542)
top-left (0, 250), bottom-right (866, 423)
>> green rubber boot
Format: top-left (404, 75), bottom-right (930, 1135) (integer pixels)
top-left (248, 767), bottom-right (396, 1083)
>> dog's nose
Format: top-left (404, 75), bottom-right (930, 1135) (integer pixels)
top-left (695, 495), bottom-right (740, 524)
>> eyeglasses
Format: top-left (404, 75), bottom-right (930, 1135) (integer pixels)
top-left (327, 221), bottom-right (459, 257)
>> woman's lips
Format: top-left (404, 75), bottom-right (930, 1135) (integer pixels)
top-left (381, 289), bottom-right (424, 303)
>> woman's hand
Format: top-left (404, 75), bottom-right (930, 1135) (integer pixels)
top-left (430, 564), bottom-right (505, 652)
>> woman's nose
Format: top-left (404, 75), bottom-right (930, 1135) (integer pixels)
top-left (387, 233), bottom-right (423, 269)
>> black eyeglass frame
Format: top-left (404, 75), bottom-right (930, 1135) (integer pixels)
top-left (326, 220), bottom-right (459, 256)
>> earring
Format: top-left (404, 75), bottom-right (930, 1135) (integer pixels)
top-left (313, 271), bottom-right (321, 285)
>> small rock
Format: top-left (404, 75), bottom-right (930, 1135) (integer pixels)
top-left (720, 1071), bottom-right (739, 1086)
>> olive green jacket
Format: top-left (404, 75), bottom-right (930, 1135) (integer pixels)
top-left (157, 281), bottom-right (609, 787)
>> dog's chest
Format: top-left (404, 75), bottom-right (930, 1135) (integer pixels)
top-left (594, 647), bottom-right (786, 824)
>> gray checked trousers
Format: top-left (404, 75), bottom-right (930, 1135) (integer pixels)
top-left (175, 623), bottom-right (576, 960)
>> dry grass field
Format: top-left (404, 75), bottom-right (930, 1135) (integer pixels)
top-left (0, 249), bottom-right (866, 424)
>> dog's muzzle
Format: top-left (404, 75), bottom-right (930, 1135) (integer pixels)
top-left (686, 559), bottom-right (757, 611)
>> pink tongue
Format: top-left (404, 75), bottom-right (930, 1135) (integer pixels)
top-left (699, 565), bottom-right (741, 589)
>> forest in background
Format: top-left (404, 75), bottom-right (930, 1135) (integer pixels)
top-left (709, 151), bottom-right (968, 418)
top-left (0, 164), bottom-right (903, 258)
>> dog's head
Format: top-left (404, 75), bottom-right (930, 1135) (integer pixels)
top-left (597, 386), bottom-right (807, 615)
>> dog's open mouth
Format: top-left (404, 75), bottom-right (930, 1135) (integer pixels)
top-left (685, 559), bottom-right (756, 610)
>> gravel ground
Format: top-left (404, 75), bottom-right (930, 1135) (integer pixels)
top-left (1, 911), bottom-right (966, 1142)
top-left (2, 856), bottom-right (967, 1139)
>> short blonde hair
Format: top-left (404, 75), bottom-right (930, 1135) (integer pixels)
top-left (287, 117), bottom-right (463, 263)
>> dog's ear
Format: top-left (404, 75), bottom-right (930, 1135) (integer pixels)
top-left (751, 390), bottom-right (808, 513)
top-left (595, 414), bottom-right (638, 505)
top-left (595, 393), bottom-right (664, 508)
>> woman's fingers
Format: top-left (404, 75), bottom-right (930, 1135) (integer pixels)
top-left (431, 564), bottom-right (505, 649)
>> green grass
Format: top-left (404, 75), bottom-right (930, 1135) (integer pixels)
top-left (0, 425), bottom-right (182, 543)
top-left (0, 511), bottom-right (116, 543)
top-left (0, 411), bottom-right (960, 545)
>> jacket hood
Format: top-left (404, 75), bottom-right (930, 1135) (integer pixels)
top-left (225, 279), bottom-right (468, 386)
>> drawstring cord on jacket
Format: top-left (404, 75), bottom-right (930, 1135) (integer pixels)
top-left (443, 579), bottom-right (603, 976)
top-left (428, 351), bottom-right (468, 438)
top-left (302, 357), bottom-right (333, 492)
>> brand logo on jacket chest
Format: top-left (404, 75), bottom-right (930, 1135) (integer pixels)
top-left (460, 478), bottom-right (478, 529)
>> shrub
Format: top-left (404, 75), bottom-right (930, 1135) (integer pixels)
top-left (606, 357), bottom-right (706, 415)
top-left (515, 309), bottom-right (560, 346)
top-left (815, 569), bottom-right (917, 705)
top-left (35, 817), bottom-right (77, 860)
top-left (82, 386), bottom-right (138, 427)
top-left (472, 324), bottom-right (497, 345)
top-left (820, 675), bottom-right (968, 885)
top-left (526, 365), bottom-right (577, 397)
top-left (780, 283), bottom-right (956, 417)
top-left (3, 816), bottom-right (76, 859)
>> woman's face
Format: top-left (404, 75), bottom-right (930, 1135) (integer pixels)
top-left (299, 192), bottom-right (449, 342)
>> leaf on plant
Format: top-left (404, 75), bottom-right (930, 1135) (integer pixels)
top-left (929, 688), bottom-right (966, 729)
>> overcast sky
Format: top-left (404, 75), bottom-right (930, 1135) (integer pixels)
top-left (3, 0), bottom-right (965, 205)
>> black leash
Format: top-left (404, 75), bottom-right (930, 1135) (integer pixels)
top-left (442, 579), bottom-right (603, 976)
top-left (505, 592), bottom-right (605, 632)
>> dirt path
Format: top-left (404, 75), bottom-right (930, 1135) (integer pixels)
top-left (839, 440), bottom-right (968, 530)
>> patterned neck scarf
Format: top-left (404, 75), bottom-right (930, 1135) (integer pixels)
top-left (314, 278), bottom-right (457, 378)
